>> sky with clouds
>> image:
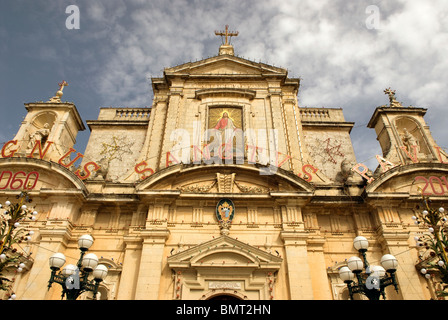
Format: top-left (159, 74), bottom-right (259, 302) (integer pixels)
top-left (0, 0), bottom-right (447, 170)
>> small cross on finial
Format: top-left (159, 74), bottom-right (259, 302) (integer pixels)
top-left (58, 80), bottom-right (68, 92)
top-left (215, 25), bottom-right (239, 46)
top-left (383, 87), bottom-right (401, 107)
top-left (48, 80), bottom-right (69, 103)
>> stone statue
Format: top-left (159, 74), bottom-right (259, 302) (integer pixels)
top-left (401, 128), bottom-right (419, 152)
top-left (340, 159), bottom-right (354, 182)
top-left (27, 123), bottom-right (51, 149)
top-left (93, 157), bottom-right (110, 180)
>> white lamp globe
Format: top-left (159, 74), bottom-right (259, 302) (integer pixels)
top-left (61, 264), bottom-right (78, 277)
top-left (438, 260), bottom-right (445, 267)
top-left (78, 234), bottom-right (94, 250)
top-left (49, 253), bottom-right (66, 270)
top-left (381, 254), bottom-right (398, 272)
top-left (82, 253), bottom-right (98, 271)
top-left (347, 256), bottom-right (364, 272)
top-left (370, 265), bottom-right (386, 278)
top-left (339, 266), bottom-right (354, 283)
top-left (353, 236), bottom-right (369, 251)
top-left (93, 264), bottom-right (108, 281)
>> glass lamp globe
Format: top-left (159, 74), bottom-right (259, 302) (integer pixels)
top-left (370, 265), bottom-right (386, 278)
top-left (93, 264), bottom-right (108, 281)
top-left (82, 253), bottom-right (98, 272)
top-left (381, 254), bottom-right (398, 272)
top-left (61, 264), bottom-right (78, 277)
top-left (78, 234), bottom-right (94, 251)
top-left (347, 256), bottom-right (364, 273)
top-left (353, 236), bottom-right (369, 252)
top-left (339, 266), bottom-right (354, 283)
top-left (49, 253), bottom-right (66, 270)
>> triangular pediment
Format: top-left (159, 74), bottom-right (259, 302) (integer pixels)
top-left (167, 235), bottom-right (282, 270)
top-left (164, 55), bottom-right (287, 78)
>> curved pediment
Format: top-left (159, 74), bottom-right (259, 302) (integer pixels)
top-left (365, 163), bottom-right (448, 198)
top-left (0, 157), bottom-right (87, 196)
top-left (135, 163), bottom-right (315, 198)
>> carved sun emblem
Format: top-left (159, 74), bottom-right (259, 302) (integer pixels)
top-left (100, 135), bottom-right (134, 162)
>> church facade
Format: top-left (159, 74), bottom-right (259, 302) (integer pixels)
top-left (1, 32), bottom-right (447, 300)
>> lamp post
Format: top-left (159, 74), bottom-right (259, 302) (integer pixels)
top-left (48, 235), bottom-right (108, 300)
top-left (339, 236), bottom-right (399, 300)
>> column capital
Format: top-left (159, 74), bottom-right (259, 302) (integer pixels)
top-left (280, 231), bottom-right (309, 246)
top-left (140, 229), bottom-right (170, 244)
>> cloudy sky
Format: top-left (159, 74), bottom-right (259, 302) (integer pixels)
top-left (1, 0), bottom-right (447, 170)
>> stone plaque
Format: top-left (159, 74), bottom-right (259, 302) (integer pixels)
top-left (208, 281), bottom-right (242, 290)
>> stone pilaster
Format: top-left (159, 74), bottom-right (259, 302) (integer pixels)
top-left (116, 236), bottom-right (142, 299)
top-left (268, 88), bottom-right (289, 170)
top-left (307, 237), bottom-right (333, 299)
top-left (161, 87), bottom-right (183, 169)
top-left (378, 231), bottom-right (425, 300)
top-left (134, 229), bottom-right (170, 299)
top-left (21, 221), bottom-right (72, 300)
top-left (146, 96), bottom-right (168, 171)
top-left (280, 231), bottom-right (314, 299)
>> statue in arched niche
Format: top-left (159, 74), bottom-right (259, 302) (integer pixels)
top-left (401, 128), bottom-right (419, 152)
top-left (27, 123), bottom-right (52, 149)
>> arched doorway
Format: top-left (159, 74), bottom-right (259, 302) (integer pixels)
top-left (208, 294), bottom-right (243, 300)
top-left (200, 289), bottom-right (248, 300)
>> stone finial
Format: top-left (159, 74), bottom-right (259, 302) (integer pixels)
top-left (48, 80), bottom-right (68, 103)
top-left (384, 87), bottom-right (402, 107)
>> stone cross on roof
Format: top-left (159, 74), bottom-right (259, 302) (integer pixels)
top-left (215, 25), bottom-right (239, 46)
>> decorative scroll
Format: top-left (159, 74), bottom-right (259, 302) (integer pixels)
top-left (234, 181), bottom-right (270, 193)
top-left (177, 180), bottom-right (217, 193)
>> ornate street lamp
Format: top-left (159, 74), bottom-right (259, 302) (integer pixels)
top-left (339, 236), bottom-right (399, 300)
top-left (48, 235), bottom-right (108, 300)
